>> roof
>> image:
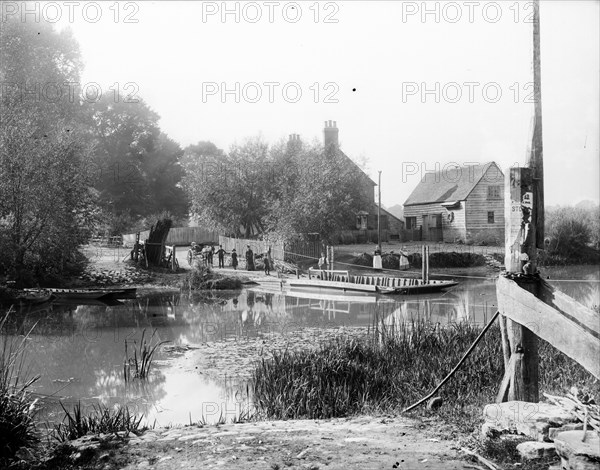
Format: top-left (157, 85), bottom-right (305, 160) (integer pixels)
top-left (337, 149), bottom-right (376, 186)
top-left (403, 162), bottom-right (502, 206)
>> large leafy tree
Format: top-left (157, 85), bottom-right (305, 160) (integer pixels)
top-left (267, 143), bottom-right (371, 242)
top-left (181, 138), bottom-right (274, 237)
top-left (181, 137), bottom-right (370, 241)
top-left (0, 17), bottom-right (95, 283)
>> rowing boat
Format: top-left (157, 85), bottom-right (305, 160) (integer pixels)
top-left (287, 269), bottom-right (458, 295)
top-left (26, 287), bottom-right (137, 300)
top-left (13, 290), bottom-right (54, 305)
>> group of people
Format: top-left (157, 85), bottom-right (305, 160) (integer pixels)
top-left (189, 242), bottom-right (272, 274)
top-left (190, 243), bottom-right (228, 268)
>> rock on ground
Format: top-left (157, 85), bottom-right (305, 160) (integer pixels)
top-left (483, 401), bottom-right (578, 442)
top-left (553, 430), bottom-right (600, 470)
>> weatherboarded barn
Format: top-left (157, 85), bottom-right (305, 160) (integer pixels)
top-left (403, 162), bottom-right (505, 243)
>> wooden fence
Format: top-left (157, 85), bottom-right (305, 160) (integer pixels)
top-left (284, 238), bottom-right (324, 263)
top-left (218, 236), bottom-right (284, 260)
top-left (122, 227), bottom-right (219, 247)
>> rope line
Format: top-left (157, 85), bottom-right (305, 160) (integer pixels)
top-left (282, 249), bottom-right (600, 283)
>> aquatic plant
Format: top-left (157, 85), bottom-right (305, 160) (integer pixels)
top-left (0, 310), bottom-right (40, 466)
top-left (123, 328), bottom-right (169, 381)
top-left (252, 313), bottom-right (598, 426)
top-left (52, 402), bottom-right (145, 442)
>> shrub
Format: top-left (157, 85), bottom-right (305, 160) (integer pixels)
top-left (0, 312), bottom-right (39, 466)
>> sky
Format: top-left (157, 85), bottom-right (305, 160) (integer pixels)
top-left (29, 0), bottom-right (600, 207)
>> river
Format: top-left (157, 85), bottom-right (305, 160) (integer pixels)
top-left (2, 265), bottom-right (598, 427)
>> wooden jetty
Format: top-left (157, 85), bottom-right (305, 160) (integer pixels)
top-left (287, 269), bottom-right (458, 295)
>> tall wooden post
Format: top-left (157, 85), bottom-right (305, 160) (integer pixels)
top-left (497, 0), bottom-right (543, 403)
top-left (421, 245), bottom-right (429, 283)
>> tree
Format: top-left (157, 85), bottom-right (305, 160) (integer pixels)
top-left (89, 95), bottom-right (161, 217)
top-left (181, 137), bottom-right (274, 237)
top-left (267, 143), bottom-right (371, 242)
top-left (0, 16), bottom-right (95, 284)
top-left (181, 137), bottom-right (371, 242)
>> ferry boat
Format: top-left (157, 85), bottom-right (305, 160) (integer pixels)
top-left (286, 269), bottom-right (458, 295)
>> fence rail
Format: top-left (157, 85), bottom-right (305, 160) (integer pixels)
top-left (122, 227), bottom-right (219, 247)
top-left (218, 236), bottom-right (284, 260)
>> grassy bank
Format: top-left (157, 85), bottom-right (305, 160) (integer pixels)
top-left (251, 316), bottom-right (599, 432)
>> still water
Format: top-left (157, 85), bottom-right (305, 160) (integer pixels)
top-left (2, 265), bottom-right (598, 426)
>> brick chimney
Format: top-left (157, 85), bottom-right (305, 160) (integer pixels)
top-left (287, 133), bottom-right (301, 153)
top-left (323, 120), bottom-right (339, 152)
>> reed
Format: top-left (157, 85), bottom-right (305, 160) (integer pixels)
top-left (123, 328), bottom-right (168, 381)
top-left (0, 309), bottom-right (40, 466)
top-left (252, 313), bottom-right (598, 427)
top-left (52, 402), bottom-right (145, 442)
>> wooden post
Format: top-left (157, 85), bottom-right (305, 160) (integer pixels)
top-left (497, 0), bottom-right (544, 404)
top-left (134, 232), bottom-right (140, 262)
top-left (171, 246), bottom-right (176, 271)
top-left (421, 245), bottom-right (429, 283)
top-left (498, 166), bottom-right (540, 403)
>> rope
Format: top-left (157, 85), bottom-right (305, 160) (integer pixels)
top-left (282, 249), bottom-right (600, 282)
top-left (402, 309), bottom-right (501, 413)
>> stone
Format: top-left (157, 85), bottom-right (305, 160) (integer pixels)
top-left (516, 441), bottom-right (556, 460)
top-left (427, 397), bottom-right (443, 410)
top-left (483, 401), bottom-right (577, 441)
top-left (548, 423), bottom-right (584, 441)
top-left (554, 430), bottom-right (600, 470)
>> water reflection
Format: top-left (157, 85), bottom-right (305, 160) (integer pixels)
top-left (2, 265), bottom-right (597, 426)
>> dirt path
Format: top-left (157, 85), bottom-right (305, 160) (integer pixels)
top-left (77, 416), bottom-right (476, 470)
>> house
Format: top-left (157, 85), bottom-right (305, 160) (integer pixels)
top-left (403, 162), bottom-right (505, 244)
top-left (288, 121), bottom-right (404, 242)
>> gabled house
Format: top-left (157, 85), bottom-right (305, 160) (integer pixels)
top-left (403, 162), bottom-right (504, 243)
top-left (288, 121), bottom-right (404, 241)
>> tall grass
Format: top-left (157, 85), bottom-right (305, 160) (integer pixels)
top-left (52, 402), bottom-right (145, 442)
top-left (252, 315), bottom-right (599, 428)
top-left (0, 310), bottom-right (40, 466)
top-left (123, 328), bottom-right (168, 381)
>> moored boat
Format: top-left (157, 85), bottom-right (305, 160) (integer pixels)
top-left (13, 290), bottom-right (54, 305)
top-left (26, 287), bottom-right (137, 300)
top-left (286, 269), bottom-right (458, 295)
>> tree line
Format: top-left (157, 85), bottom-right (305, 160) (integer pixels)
top-left (0, 18), bottom-right (370, 285)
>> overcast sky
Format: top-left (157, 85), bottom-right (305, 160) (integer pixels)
top-left (46, 0), bottom-right (599, 207)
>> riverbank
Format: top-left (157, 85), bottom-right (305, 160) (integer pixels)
top-left (50, 415), bottom-right (478, 470)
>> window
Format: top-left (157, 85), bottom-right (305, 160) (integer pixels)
top-left (487, 185), bottom-right (501, 199)
top-left (406, 217), bottom-right (417, 230)
top-left (488, 211), bottom-right (495, 224)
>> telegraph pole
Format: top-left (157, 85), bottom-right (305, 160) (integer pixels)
top-left (377, 170), bottom-right (382, 248)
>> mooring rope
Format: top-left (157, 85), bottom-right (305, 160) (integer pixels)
top-left (402, 309), bottom-right (501, 413)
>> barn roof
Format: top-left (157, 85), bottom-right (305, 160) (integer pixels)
top-left (404, 162), bottom-right (502, 206)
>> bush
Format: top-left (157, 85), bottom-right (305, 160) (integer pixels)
top-left (545, 205), bottom-right (600, 263)
top-left (0, 313), bottom-right (39, 466)
top-left (407, 252), bottom-right (486, 268)
top-left (180, 266), bottom-right (242, 290)
top-left (470, 229), bottom-right (502, 246)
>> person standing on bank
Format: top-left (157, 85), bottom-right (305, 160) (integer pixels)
top-left (245, 245), bottom-right (255, 271)
top-left (231, 248), bottom-right (238, 270)
top-left (264, 249), bottom-right (271, 275)
top-left (216, 245), bottom-right (226, 268)
top-left (318, 252), bottom-right (327, 271)
top-left (373, 245), bottom-right (383, 271)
